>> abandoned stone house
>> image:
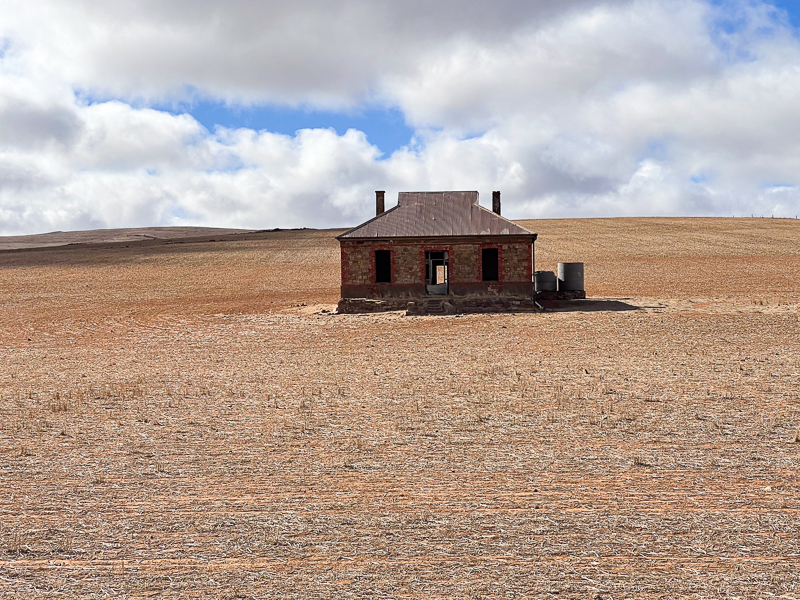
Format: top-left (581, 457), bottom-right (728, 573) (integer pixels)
top-left (336, 190), bottom-right (538, 313)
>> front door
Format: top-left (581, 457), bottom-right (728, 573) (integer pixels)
top-left (425, 251), bottom-right (449, 295)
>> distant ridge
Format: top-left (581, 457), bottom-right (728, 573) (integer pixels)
top-left (0, 226), bottom-right (258, 251)
top-left (9, 217), bottom-right (783, 253)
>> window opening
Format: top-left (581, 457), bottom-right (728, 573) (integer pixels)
top-left (482, 248), bottom-right (499, 281)
top-left (425, 251), bottom-right (449, 295)
top-left (375, 250), bottom-right (391, 283)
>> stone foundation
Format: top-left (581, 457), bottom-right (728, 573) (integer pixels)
top-left (336, 298), bottom-right (410, 314)
top-left (338, 291), bottom-right (589, 315)
top-left (536, 290), bottom-right (587, 301)
top-left (338, 295), bottom-right (545, 315)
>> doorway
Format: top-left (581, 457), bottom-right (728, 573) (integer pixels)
top-left (425, 251), bottom-right (449, 295)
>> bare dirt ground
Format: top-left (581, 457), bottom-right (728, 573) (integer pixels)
top-left (1, 217), bottom-right (799, 598)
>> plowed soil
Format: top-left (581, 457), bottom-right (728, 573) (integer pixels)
top-left (1, 217), bottom-right (799, 598)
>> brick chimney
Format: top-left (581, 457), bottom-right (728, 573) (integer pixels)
top-left (376, 190), bottom-right (385, 216)
top-left (492, 191), bottom-right (501, 215)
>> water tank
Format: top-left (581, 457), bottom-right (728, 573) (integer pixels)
top-left (557, 262), bottom-right (584, 291)
top-left (534, 270), bottom-right (557, 292)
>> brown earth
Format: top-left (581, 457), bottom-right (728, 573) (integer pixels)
top-left (1, 217), bottom-right (799, 598)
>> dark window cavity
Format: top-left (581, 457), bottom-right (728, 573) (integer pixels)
top-left (375, 250), bottom-right (391, 283)
top-left (482, 248), bottom-right (499, 281)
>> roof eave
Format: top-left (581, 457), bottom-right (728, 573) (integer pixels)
top-left (336, 204), bottom-right (402, 240)
top-left (339, 233), bottom-right (538, 242)
top-left (472, 203), bottom-right (534, 234)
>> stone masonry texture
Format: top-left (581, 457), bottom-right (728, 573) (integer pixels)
top-left (341, 244), bottom-right (372, 286)
top-left (340, 236), bottom-right (533, 299)
top-left (501, 243), bottom-right (533, 282)
top-left (452, 244), bottom-right (479, 283)
top-left (393, 245), bottom-right (420, 284)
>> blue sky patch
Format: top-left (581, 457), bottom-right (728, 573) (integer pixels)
top-left (769, 0), bottom-right (800, 28)
top-left (641, 138), bottom-right (673, 162)
top-left (0, 37), bottom-right (11, 59)
top-left (74, 90), bottom-right (416, 158)
top-left (710, 0), bottom-right (800, 30)
top-left (177, 101), bottom-right (415, 158)
top-left (760, 182), bottom-right (797, 189)
top-left (708, 1), bottom-right (800, 63)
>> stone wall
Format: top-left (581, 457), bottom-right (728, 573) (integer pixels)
top-left (452, 244), bottom-right (479, 282)
top-left (501, 243), bottom-right (533, 282)
top-left (337, 297), bottom-right (409, 313)
top-left (341, 244), bottom-right (372, 286)
top-left (393, 245), bottom-right (420, 284)
top-left (339, 237), bottom-right (534, 299)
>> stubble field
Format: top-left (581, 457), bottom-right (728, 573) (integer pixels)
top-left (1, 218), bottom-right (799, 598)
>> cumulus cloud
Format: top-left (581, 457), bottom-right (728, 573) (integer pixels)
top-left (3, 0), bottom-right (627, 106)
top-left (1, 0), bottom-right (799, 235)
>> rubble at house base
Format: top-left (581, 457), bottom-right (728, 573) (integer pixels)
top-left (337, 295), bottom-right (544, 316)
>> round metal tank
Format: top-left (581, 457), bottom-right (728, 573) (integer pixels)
top-left (534, 270), bottom-right (557, 292)
top-left (557, 262), bottom-right (584, 291)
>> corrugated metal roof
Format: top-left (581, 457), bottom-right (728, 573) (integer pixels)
top-left (338, 191), bottom-right (533, 238)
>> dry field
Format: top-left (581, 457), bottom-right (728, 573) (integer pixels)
top-left (1, 217), bottom-right (799, 598)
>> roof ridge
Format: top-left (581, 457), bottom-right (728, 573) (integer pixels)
top-left (338, 191), bottom-right (535, 239)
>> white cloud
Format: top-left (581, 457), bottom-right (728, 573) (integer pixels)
top-left (1, 0), bottom-right (800, 235)
top-left (2, 0), bottom-right (619, 106)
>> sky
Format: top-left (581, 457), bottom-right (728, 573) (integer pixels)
top-left (1, 0), bottom-right (800, 235)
